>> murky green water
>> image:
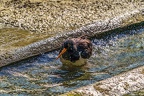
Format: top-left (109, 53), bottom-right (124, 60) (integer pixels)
top-left (0, 23), bottom-right (144, 95)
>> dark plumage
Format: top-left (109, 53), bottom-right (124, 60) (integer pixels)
top-left (56, 35), bottom-right (92, 67)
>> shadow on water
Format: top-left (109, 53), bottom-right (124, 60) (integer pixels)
top-left (0, 22), bottom-right (144, 95)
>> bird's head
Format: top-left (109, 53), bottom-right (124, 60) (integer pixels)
top-left (63, 40), bottom-right (74, 51)
top-left (56, 40), bottom-right (76, 59)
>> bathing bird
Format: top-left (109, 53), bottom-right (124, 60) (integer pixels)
top-left (56, 35), bottom-right (92, 67)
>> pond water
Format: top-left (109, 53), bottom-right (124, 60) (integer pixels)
top-left (0, 23), bottom-right (144, 95)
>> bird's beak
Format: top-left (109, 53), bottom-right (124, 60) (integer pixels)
top-left (56, 48), bottom-right (67, 60)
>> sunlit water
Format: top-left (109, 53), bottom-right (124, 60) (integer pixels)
top-left (0, 23), bottom-right (144, 95)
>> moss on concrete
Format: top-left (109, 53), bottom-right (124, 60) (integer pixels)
top-left (61, 92), bottom-right (83, 96)
top-left (94, 85), bottom-right (109, 95)
top-left (123, 89), bottom-right (144, 96)
top-left (0, 28), bottom-right (53, 50)
top-left (61, 91), bottom-right (91, 96)
top-left (142, 69), bottom-right (144, 74)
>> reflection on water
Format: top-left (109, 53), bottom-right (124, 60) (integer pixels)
top-left (0, 23), bottom-right (144, 95)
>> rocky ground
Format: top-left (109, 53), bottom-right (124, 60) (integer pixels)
top-left (0, 0), bottom-right (143, 34)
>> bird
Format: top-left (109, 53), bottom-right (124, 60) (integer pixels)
top-left (56, 35), bottom-right (92, 67)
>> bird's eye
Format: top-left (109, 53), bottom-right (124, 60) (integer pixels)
top-left (68, 44), bottom-right (70, 47)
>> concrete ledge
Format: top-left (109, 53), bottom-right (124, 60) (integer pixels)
top-left (61, 66), bottom-right (144, 96)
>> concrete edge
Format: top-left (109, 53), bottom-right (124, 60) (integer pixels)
top-left (60, 66), bottom-right (144, 96)
top-left (0, 8), bottom-right (143, 67)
